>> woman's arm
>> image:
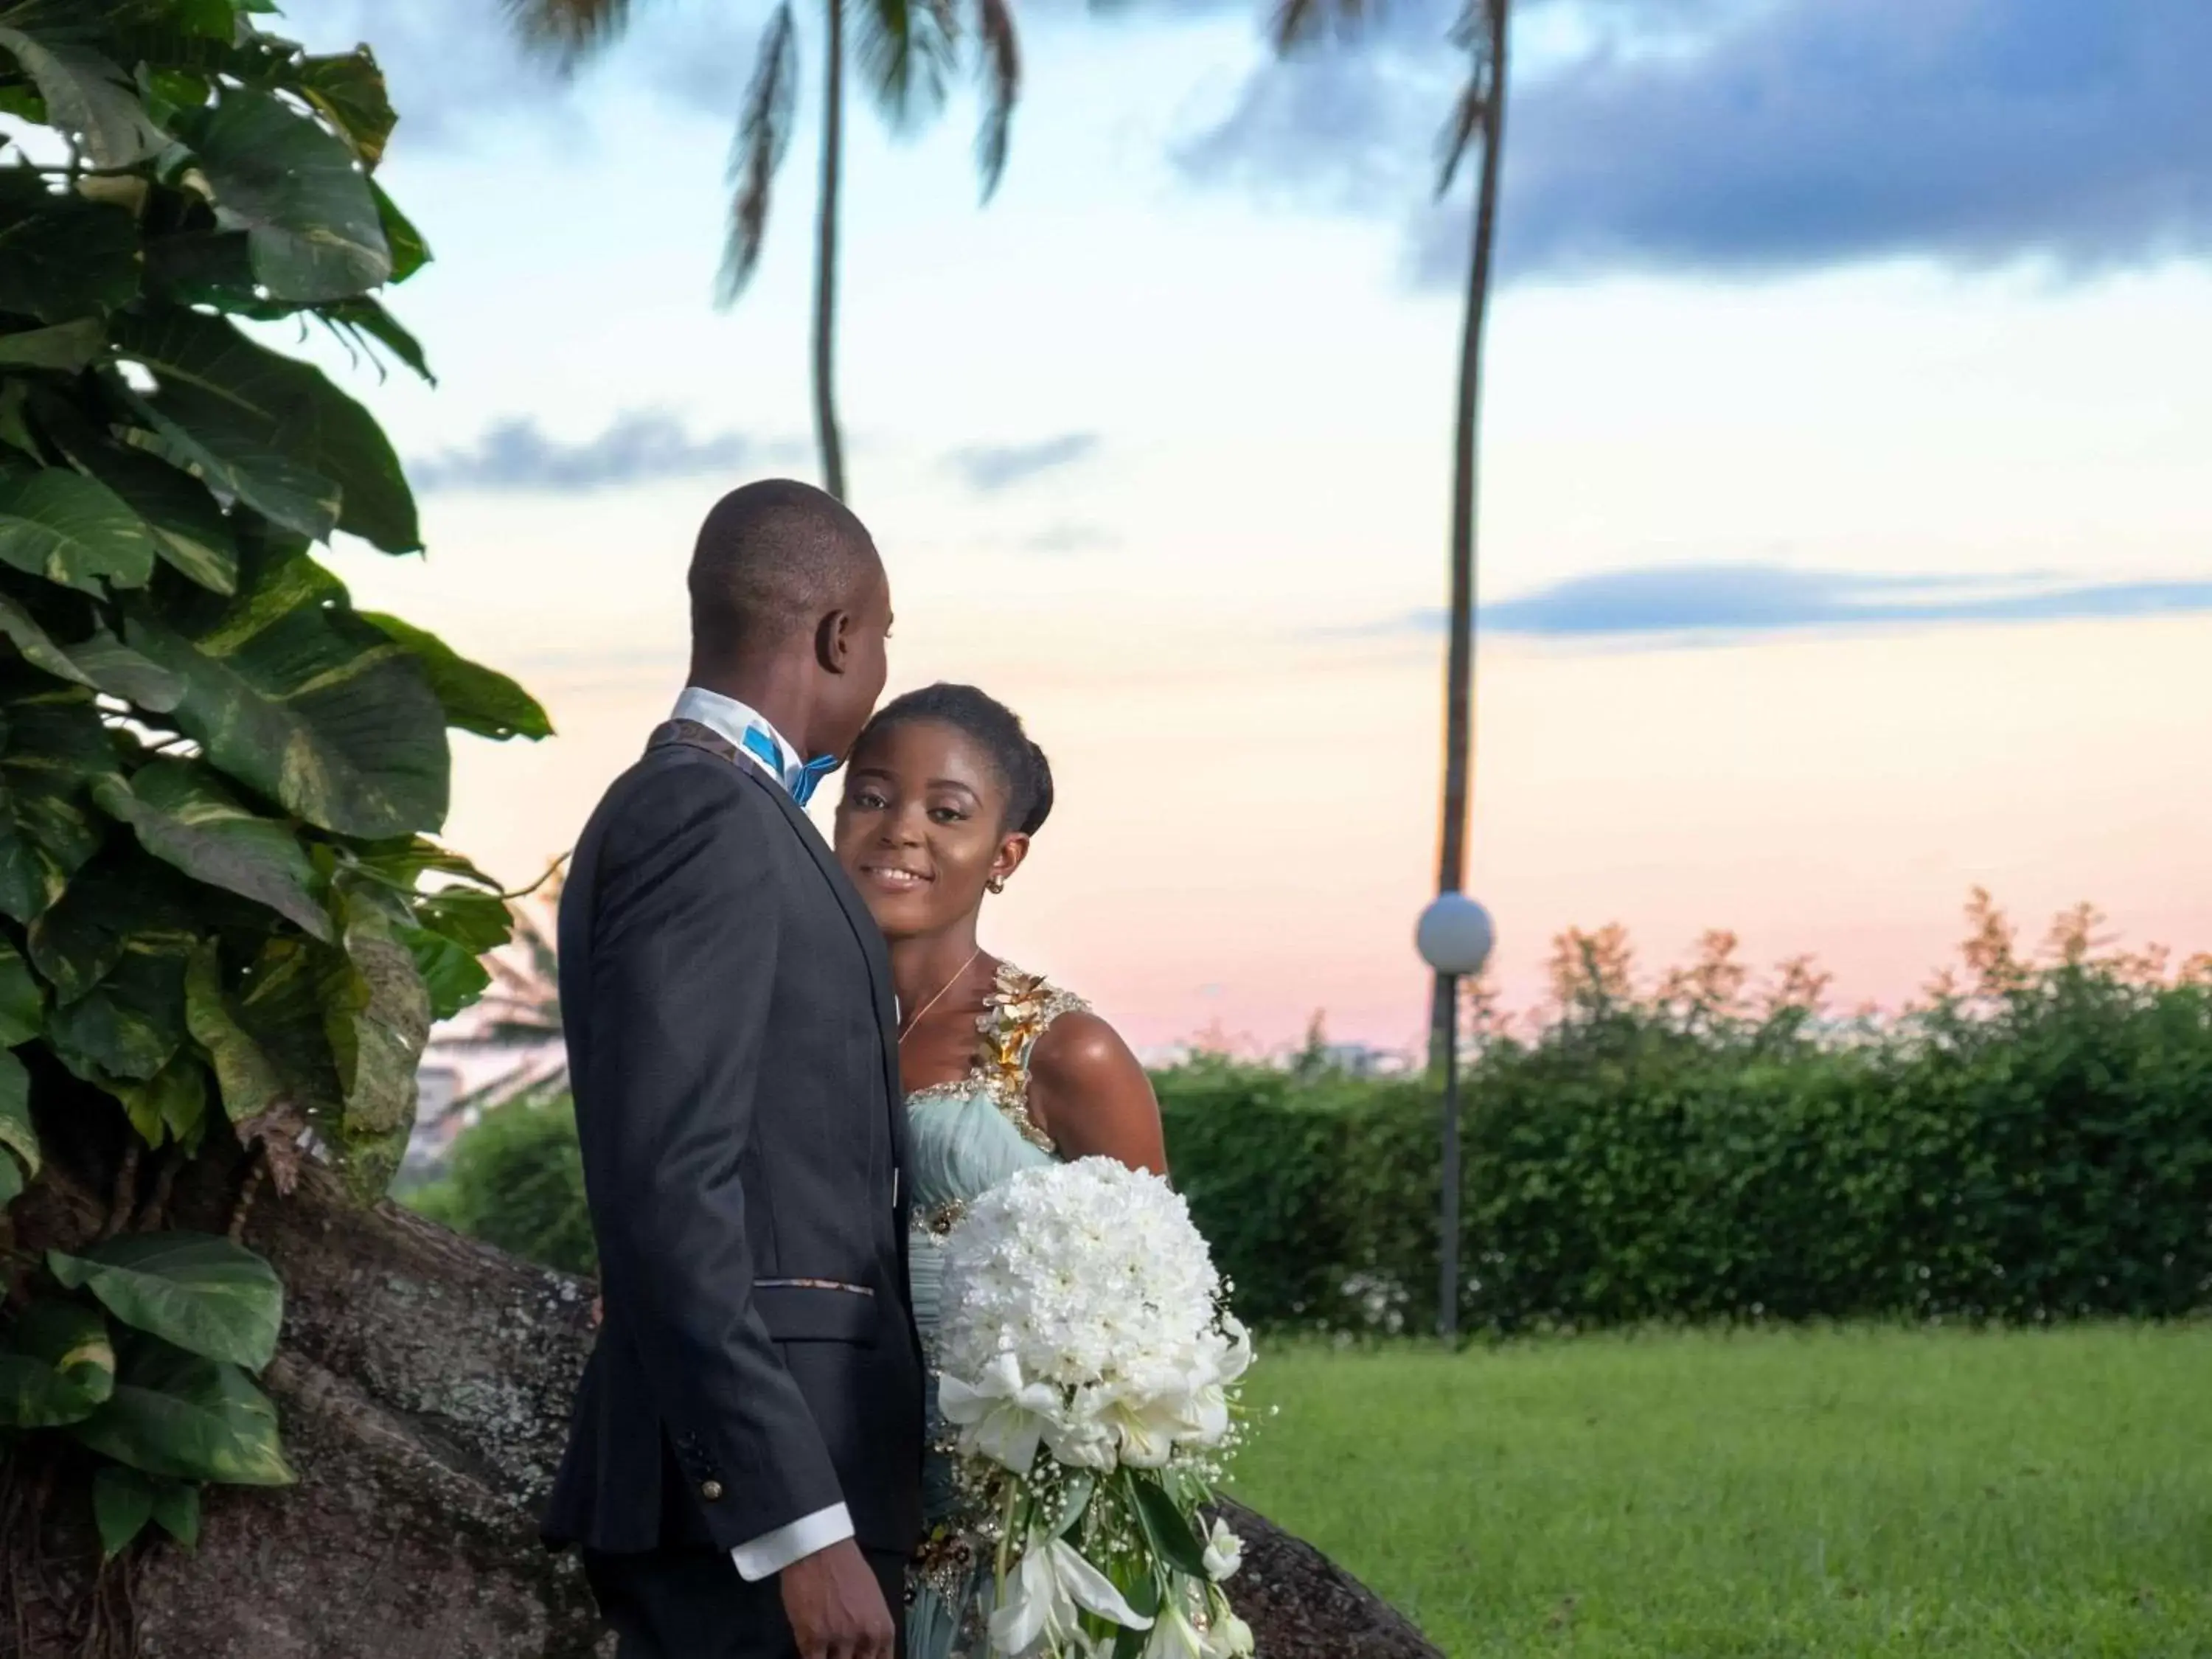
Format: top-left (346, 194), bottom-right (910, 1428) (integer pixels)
top-left (1026, 1011), bottom-right (1167, 1175)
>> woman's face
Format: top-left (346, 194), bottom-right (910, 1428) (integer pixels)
top-left (833, 718), bottom-right (1028, 940)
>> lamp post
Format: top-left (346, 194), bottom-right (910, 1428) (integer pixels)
top-left (1416, 891), bottom-right (1495, 1341)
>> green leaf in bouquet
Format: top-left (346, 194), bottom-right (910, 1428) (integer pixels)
top-left (0, 1298), bottom-right (116, 1428)
top-left (0, 319), bottom-right (105, 373)
top-left (108, 308), bottom-right (418, 552)
top-left (359, 613), bottom-right (552, 742)
top-left (1041, 1470), bottom-right (1095, 1540)
top-left (122, 533), bottom-right (449, 838)
top-left (93, 1462), bottom-right (156, 1559)
top-left (0, 1048), bottom-right (35, 1176)
top-left (94, 759), bottom-right (331, 939)
top-left (69, 1335), bottom-right (293, 1486)
top-left (178, 88), bottom-right (391, 302)
top-left (0, 692), bottom-right (118, 923)
top-left (0, 29), bottom-right (166, 168)
top-left (150, 1477), bottom-right (200, 1548)
top-left (1125, 1472), bottom-right (1211, 1580)
top-left (296, 48), bottom-right (397, 170)
top-left (49, 1231), bottom-right (283, 1371)
top-left (0, 172), bottom-right (141, 323)
top-left (0, 470), bottom-right (159, 594)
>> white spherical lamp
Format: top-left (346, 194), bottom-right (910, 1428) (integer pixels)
top-left (1416, 891), bottom-right (1495, 977)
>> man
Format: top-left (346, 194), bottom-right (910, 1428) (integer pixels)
top-left (544, 480), bottom-right (924, 1658)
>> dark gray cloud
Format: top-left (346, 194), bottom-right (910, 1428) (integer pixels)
top-left (1385, 564), bottom-right (2212, 640)
top-left (1185, 0), bottom-right (2212, 284)
top-left (410, 413), bottom-right (764, 493)
top-left (947, 434), bottom-right (1102, 492)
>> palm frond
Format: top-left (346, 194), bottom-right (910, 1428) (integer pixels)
top-left (501, 0), bottom-right (635, 69)
top-left (1435, 78), bottom-right (1485, 198)
top-left (1270, 0), bottom-right (1371, 52)
top-left (853, 0), bottom-right (956, 131)
top-left (719, 0), bottom-right (801, 307)
top-left (973, 0), bottom-right (1020, 199)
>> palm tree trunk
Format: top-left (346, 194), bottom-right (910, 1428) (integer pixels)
top-left (812, 0), bottom-right (849, 501)
top-left (1429, 0), bottom-right (1510, 1071)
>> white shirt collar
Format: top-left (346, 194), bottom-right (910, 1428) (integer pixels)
top-left (672, 686), bottom-right (802, 791)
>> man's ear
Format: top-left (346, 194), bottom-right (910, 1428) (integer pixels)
top-left (817, 608), bottom-right (850, 674)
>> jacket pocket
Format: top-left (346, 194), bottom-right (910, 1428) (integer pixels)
top-left (754, 1280), bottom-right (880, 1345)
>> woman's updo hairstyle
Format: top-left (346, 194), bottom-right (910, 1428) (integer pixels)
top-left (858, 684), bottom-right (1054, 836)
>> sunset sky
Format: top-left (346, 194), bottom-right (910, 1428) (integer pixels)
top-left (285, 0), bottom-right (2212, 1054)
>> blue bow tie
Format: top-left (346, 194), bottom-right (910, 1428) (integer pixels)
top-left (741, 725), bottom-right (838, 807)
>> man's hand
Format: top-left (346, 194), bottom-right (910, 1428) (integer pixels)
top-left (780, 1537), bottom-right (895, 1659)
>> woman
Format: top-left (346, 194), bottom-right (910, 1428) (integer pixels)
top-left (832, 683), bottom-right (1165, 1658)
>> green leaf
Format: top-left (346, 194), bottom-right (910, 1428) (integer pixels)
top-left (296, 49), bottom-right (397, 170)
top-left (0, 1149), bottom-right (20, 1206)
top-left (1125, 1473), bottom-right (1211, 1579)
top-left (180, 88), bottom-right (391, 303)
top-left (111, 1055), bottom-right (210, 1151)
top-left (28, 850), bottom-right (189, 1006)
top-left (184, 942), bottom-right (283, 1121)
top-left (399, 924), bottom-right (490, 1023)
top-left (93, 1463), bottom-right (156, 1559)
top-left (0, 693), bottom-right (117, 923)
top-left (70, 1337), bottom-right (293, 1486)
top-left (0, 1299), bottom-right (115, 1428)
top-left (369, 181), bottom-right (428, 284)
top-left (123, 537), bottom-right (448, 837)
top-left (0, 470), bottom-right (160, 594)
top-left (324, 883), bottom-right (429, 1142)
top-left (0, 592), bottom-right (176, 709)
top-left (360, 613), bottom-right (551, 742)
top-left (150, 1478), bottom-right (200, 1547)
top-left (46, 935), bottom-right (191, 1083)
top-left (321, 297), bottom-right (432, 385)
top-left (0, 30), bottom-right (166, 169)
top-left (0, 173), bottom-right (142, 323)
top-left (108, 308), bottom-right (419, 553)
top-left (0, 935), bottom-right (46, 1046)
top-left (0, 319), bottom-right (105, 372)
top-left (49, 1232), bottom-right (282, 1370)
top-left (0, 1048), bottom-right (32, 1179)
top-left (46, 419), bottom-right (238, 595)
top-left (94, 759), bottom-right (330, 938)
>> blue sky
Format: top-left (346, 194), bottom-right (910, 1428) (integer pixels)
top-left (281, 0), bottom-right (2212, 1049)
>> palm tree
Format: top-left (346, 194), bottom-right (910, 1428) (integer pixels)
top-left (445, 873), bottom-right (568, 1105)
top-left (1273, 0), bottom-right (1512, 1073)
top-left (507, 0), bottom-right (1022, 501)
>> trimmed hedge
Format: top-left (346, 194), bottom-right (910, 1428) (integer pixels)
top-left (414, 913), bottom-right (2212, 1333)
top-left (1166, 953), bottom-right (2212, 1333)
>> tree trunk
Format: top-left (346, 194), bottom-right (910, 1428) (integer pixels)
top-left (1428, 0), bottom-right (1511, 1077)
top-left (811, 0), bottom-right (849, 501)
top-left (4, 1142), bottom-right (1440, 1658)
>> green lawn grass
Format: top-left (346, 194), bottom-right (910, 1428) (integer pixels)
top-left (1228, 1324), bottom-right (2212, 1658)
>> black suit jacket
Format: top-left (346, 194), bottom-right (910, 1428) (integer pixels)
top-left (543, 726), bottom-right (926, 1559)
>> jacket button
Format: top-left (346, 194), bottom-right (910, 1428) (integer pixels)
top-left (700, 1480), bottom-right (724, 1502)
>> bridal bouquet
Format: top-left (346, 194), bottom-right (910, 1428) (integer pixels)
top-left (936, 1157), bottom-right (1256, 1658)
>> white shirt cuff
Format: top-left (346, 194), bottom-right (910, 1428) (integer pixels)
top-left (729, 1503), bottom-right (854, 1582)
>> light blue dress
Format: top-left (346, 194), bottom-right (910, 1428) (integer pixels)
top-left (904, 964), bottom-right (1088, 1659)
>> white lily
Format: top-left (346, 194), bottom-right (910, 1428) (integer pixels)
top-left (1100, 1385), bottom-right (1186, 1469)
top-left (988, 1535), bottom-right (1153, 1656)
top-left (1139, 1603), bottom-right (1209, 1659)
top-left (1200, 1518), bottom-right (1245, 1582)
top-left (940, 1352), bottom-right (1061, 1475)
top-left (1204, 1607), bottom-right (1256, 1657)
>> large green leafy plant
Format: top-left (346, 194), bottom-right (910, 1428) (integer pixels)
top-left (0, 0), bottom-right (547, 1549)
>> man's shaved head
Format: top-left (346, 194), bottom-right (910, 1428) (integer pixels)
top-left (687, 479), bottom-right (882, 664)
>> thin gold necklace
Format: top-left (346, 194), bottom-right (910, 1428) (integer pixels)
top-left (897, 949), bottom-right (983, 1045)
